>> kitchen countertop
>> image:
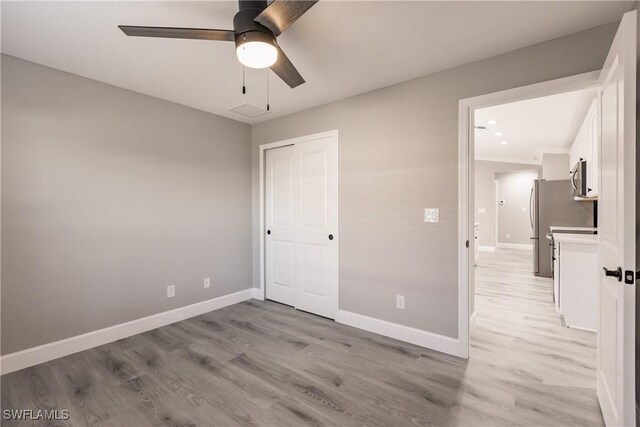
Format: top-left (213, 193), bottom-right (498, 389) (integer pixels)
top-left (550, 226), bottom-right (598, 232)
top-left (552, 233), bottom-right (598, 244)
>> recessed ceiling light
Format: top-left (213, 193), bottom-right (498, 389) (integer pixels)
top-left (500, 140), bottom-right (508, 145)
top-left (487, 120), bottom-right (499, 125)
top-left (494, 132), bottom-right (504, 136)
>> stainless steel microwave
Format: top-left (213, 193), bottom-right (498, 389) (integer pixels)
top-left (571, 160), bottom-right (588, 197)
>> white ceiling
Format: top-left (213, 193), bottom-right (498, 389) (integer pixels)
top-left (474, 87), bottom-right (598, 165)
top-left (1, 1), bottom-right (634, 124)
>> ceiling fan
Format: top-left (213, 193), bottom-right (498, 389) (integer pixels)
top-left (118, 0), bottom-right (317, 89)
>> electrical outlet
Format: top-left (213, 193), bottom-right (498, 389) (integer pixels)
top-left (506, 234), bottom-right (511, 240)
top-left (167, 285), bottom-right (175, 298)
top-left (204, 277), bottom-right (210, 289)
top-left (396, 295), bottom-right (405, 310)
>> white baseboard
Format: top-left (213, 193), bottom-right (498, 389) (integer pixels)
top-left (478, 246), bottom-right (496, 252)
top-left (566, 324), bottom-right (597, 333)
top-left (496, 242), bottom-right (533, 250)
top-left (252, 287), bottom-right (264, 300)
top-left (564, 315), bottom-right (597, 333)
top-left (1, 288), bottom-right (255, 375)
top-left (336, 310), bottom-right (464, 357)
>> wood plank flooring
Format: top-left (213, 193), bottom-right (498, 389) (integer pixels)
top-left (1, 248), bottom-right (603, 426)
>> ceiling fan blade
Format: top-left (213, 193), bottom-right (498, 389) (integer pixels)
top-left (270, 45), bottom-right (305, 88)
top-left (118, 26), bottom-right (235, 41)
top-left (254, 0), bottom-right (318, 36)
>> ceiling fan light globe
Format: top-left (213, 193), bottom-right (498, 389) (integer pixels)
top-left (236, 41), bottom-right (278, 69)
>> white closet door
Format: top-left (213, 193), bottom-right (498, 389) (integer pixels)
top-left (265, 145), bottom-right (297, 306)
top-left (294, 137), bottom-right (338, 319)
top-left (264, 134), bottom-right (339, 319)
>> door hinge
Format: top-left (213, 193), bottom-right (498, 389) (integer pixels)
top-left (465, 240), bottom-right (469, 248)
top-left (625, 270), bottom-right (636, 285)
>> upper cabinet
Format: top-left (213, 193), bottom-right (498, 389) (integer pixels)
top-left (569, 99), bottom-right (598, 197)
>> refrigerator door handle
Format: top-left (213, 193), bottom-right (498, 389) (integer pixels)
top-left (529, 185), bottom-right (534, 229)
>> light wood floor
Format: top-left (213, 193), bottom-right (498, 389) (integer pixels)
top-left (1, 249), bottom-right (603, 426)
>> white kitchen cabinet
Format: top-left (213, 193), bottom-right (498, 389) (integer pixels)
top-left (568, 99), bottom-right (598, 196)
top-left (589, 111), bottom-right (599, 196)
top-left (568, 144), bottom-right (576, 176)
top-left (555, 233), bottom-right (598, 331)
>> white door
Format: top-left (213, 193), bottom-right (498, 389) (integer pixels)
top-left (294, 137), bottom-right (339, 318)
top-left (265, 134), bottom-right (339, 319)
top-left (596, 10), bottom-right (636, 427)
top-left (265, 145), bottom-right (296, 306)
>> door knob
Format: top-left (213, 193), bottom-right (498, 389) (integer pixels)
top-left (328, 234), bottom-right (334, 240)
top-left (603, 266), bottom-right (622, 282)
top-left (267, 230), bottom-right (271, 235)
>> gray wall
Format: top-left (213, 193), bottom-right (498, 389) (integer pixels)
top-left (252, 22), bottom-right (618, 339)
top-left (496, 170), bottom-right (540, 245)
top-left (1, 55), bottom-right (252, 354)
top-left (474, 160), bottom-right (541, 247)
top-left (542, 153), bottom-right (570, 180)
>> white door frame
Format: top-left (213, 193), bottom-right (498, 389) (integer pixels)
top-left (458, 71), bottom-right (600, 358)
top-left (258, 130), bottom-right (339, 314)
top-left (494, 179), bottom-right (499, 247)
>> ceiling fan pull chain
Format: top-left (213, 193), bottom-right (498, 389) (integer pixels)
top-left (242, 66), bottom-right (246, 94)
top-left (266, 70), bottom-right (270, 111)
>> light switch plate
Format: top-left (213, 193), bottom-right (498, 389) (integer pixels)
top-left (167, 285), bottom-right (175, 298)
top-left (424, 208), bottom-right (439, 223)
top-left (478, 208), bottom-right (486, 214)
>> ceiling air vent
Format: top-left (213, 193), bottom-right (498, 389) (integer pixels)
top-left (228, 102), bottom-right (270, 118)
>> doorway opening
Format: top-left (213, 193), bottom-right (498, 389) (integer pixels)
top-left (472, 84), bottom-right (601, 399)
top-left (459, 70), bottom-right (608, 423)
top-left (459, 11), bottom-right (638, 422)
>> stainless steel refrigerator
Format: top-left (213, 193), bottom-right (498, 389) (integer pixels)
top-left (530, 179), bottom-right (595, 277)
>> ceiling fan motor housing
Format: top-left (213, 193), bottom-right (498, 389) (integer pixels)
top-left (234, 0), bottom-right (276, 47)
